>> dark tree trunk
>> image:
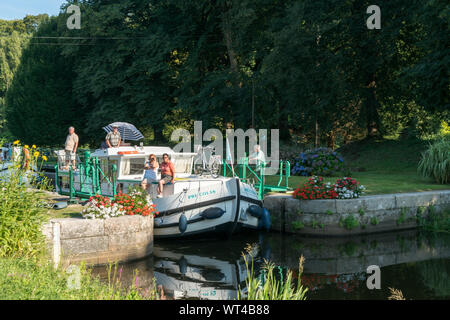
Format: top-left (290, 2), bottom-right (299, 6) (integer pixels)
top-left (327, 130), bottom-right (336, 149)
top-left (365, 76), bottom-right (382, 138)
top-left (278, 104), bottom-right (291, 142)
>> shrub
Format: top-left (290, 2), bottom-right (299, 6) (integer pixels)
top-left (0, 166), bottom-right (48, 258)
top-left (418, 137), bottom-right (450, 184)
top-left (291, 147), bottom-right (344, 177)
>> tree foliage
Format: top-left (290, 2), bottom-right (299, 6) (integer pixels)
top-left (2, 0), bottom-right (448, 148)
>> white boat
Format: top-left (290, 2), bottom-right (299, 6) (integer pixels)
top-left (54, 145), bottom-right (270, 238)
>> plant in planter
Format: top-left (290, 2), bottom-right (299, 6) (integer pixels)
top-left (82, 187), bottom-right (158, 219)
top-left (114, 187), bottom-right (158, 217)
top-left (82, 194), bottom-right (125, 219)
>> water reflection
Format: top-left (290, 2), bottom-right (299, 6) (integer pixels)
top-left (91, 230), bottom-right (450, 300)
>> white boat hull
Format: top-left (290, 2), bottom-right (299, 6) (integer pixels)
top-left (153, 178), bottom-right (265, 238)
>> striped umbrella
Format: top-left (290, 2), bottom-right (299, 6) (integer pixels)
top-left (102, 122), bottom-right (144, 141)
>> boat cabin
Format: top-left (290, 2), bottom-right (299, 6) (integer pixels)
top-left (55, 146), bottom-right (197, 198)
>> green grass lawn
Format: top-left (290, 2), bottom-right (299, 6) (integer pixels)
top-left (264, 137), bottom-right (450, 195)
top-left (35, 191), bottom-right (83, 219)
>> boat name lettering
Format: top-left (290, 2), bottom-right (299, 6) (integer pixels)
top-left (187, 190), bottom-right (217, 200)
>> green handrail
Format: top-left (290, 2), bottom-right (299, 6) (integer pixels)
top-left (69, 166), bottom-right (74, 202)
top-left (57, 153), bottom-right (118, 200)
top-left (276, 160), bottom-right (284, 187)
top-left (54, 164), bottom-right (60, 193)
top-left (112, 164), bottom-right (117, 196)
top-left (285, 160), bottom-right (290, 189)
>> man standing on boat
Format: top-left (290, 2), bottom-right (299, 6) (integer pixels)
top-left (105, 125), bottom-right (121, 148)
top-left (249, 144), bottom-right (266, 172)
top-left (64, 126), bottom-right (79, 170)
top-left (157, 153), bottom-right (175, 198)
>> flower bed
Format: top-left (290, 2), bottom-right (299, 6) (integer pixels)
top-left (293, 176), bottom-right (337, 200)
top-left (82, 187), bottom-right (158, 219)
top-left (334, 177), bottom-right (365, 199)
top-left (293, 176), bottom-right (365, 200)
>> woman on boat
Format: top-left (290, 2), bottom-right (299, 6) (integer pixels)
top-left (141, 154), bottom-right (159, 191)
top-left (157, 153), bottom-right (175, 198)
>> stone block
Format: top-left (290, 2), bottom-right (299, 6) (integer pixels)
top-left (395, 192), bottom-right (440, 208)
top-left (335, 198), bottom-right (365, 214)
top-left (440, 191), bottom-right (450, 205)
top-left (298, 199), bottom-right (336, 214)
top-left (41, 222), bottom-right (53, 241)
top-left (60, 235), bottom-right (109, 255)
top-left (104, 215), bottom-right (141, 234)
top-left (57, 218), bottom-right (104, 239)
top-left (139, 216), bottom-right (154, 231)
top-left (108, 231), bottom-right (152, 251)
top-left (363, 195), bottom-right (396, 211)
top-left (263, 195), bottom-right (289, 216)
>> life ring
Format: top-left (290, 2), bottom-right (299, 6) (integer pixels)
top-left (118, 151), bottom-right (139, 155)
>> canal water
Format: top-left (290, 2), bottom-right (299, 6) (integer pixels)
top-left (92, 229), bottom-right (450, 300)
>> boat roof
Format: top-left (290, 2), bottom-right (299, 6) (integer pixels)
top-left (91, 146), bottom-right (196, 158)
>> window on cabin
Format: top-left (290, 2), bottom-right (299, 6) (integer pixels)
top-left (173, 155), bottom-right (193, 174)
top-left (121, 158), bottom-right (145, 176)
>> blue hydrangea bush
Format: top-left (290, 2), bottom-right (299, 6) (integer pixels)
top-left (291, 147), bottom-right (344, 176)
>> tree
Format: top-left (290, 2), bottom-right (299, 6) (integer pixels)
top-left (5, 17), bottom-right (82, 146)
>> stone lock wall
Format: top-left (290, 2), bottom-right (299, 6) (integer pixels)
top-left (264, 190), bottom-right (450, 236)
top-left (42, 215), bottom-right (153, 267)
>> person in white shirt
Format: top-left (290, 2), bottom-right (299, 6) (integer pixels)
top-left (249, 144), bottom-right (266, 171)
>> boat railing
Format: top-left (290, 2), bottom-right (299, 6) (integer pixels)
top-left (222, 155), bottom-right (291, 200)
top-left (55, 151), bottom-right (117, 202)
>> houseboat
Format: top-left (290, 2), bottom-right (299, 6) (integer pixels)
top-left (54, 145), bottom-right (270, 238)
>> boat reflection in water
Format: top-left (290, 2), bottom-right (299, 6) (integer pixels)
top-left (153, 235), bottom-right (268, 300)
